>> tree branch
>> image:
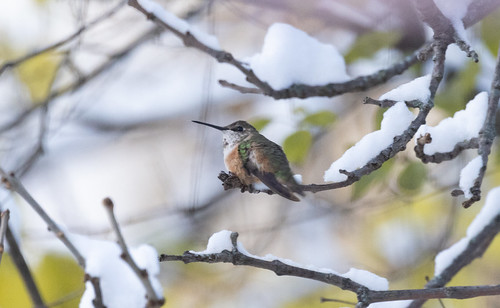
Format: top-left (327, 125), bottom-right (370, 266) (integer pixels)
top-left (0, 210), bottom-right (8, 265)
top-left (160, 231), bottom-right (500, 307)
top-left (406, 209), bottom-right (500, 307)
top-left (414, 135), bottom-right (479, 163)
top-left (128, 0), bottom-right (424, 100)
top-left (219, 41), bottom-right (448, 196)
top-left (5, 227), bottom-right (47, 308)
top-left (0, 169), bottom-right (86, 267)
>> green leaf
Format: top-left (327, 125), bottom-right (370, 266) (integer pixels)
top-left (283, 130), bottom-right (312, 164)
top-left (374, 107), bottom-right (388, 130)
top-left (36, 254), bottom-right (84, 307)
top-left (435, 61), bottom-right (480, 115)
top-left (352, 159), bottom-right (394, 200)
top-left (250, 118), bottom-right (271, 131)
top-left (16, 52), bottom-right (60, 103)
top-left (397, 162), bottom-right (427, 194)
top-left (344, 31), bottom-right (401, 64)
top-left (481, 10), bottom-right (500, 56)
top-left (302, 110), bottom-right (336, 127)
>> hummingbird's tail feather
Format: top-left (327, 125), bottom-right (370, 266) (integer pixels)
top-left (251, 170), bottom-right (300, 202)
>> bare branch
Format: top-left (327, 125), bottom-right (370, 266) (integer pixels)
top-left (0, 169), bottom-right (86, 267)
top-left (84, 274), bottom-right (106, 308)
top-left (102, 198), bottom-right (165, 307)
top-left (5, 227), bottom-right (46, 308)
top-left (0, 210), bottom-right (10, 264)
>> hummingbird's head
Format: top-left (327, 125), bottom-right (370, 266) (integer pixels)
top-left (192, 120), bottom-right (258, 148)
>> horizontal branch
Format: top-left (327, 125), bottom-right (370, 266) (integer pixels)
top-left (161, 231), bottom-right (500, 307)
top-left (160, 232), bottom-right (368, 293)
top-left (128, 0), bottom-right (424, 100)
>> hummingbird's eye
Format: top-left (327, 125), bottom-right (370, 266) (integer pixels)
top-left (235, 126), bottom-right (244, 132)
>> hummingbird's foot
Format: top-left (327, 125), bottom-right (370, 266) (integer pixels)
top-left (218, 171), bottom-right (246, 191)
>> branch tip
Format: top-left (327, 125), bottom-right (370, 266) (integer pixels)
top-left (102, 197), bottom-right (114, 209)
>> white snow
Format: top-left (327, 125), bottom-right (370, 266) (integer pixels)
top-left (77, 237), bottom-right (163, 308)
top-left (433, 0), bottom-right (473, 39)
top-left (434, 187), bottom-right (500, 275)
top-left (324, 102), bottom-right (414, 182)
top-left (137, 0), bottom-right (220, 50)
top-left (459, 156), bottom-right (483, 198)
top-left (192, 229), bottom-right (235, 254)
top-left (249, 23), bottom-right (349, 90)
top-left (416, 92), bottom-right (488, 155)
top-left (192, 230), bottom-right (389, 291)
top-left (379, 75), bottom-right (431, 102)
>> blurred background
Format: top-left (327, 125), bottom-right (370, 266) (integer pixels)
top-left (1, 0), bottom-right (500, 307)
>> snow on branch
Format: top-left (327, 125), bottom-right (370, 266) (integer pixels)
top-left (415, 43), bottom-right (500, 208)
top-left (160, 230), bottom-right (386, 292)
top-left (219, 43), bottom-right (447, 195)
top-left (101, 197), bottom-right (164, 307)
top-left (128, 0), bottom-right (423, 100)
top-left (406, 187), bottom-right (500, 308)
top-left (160, 230), bottom-right (500, 307)
top-left (413, 0), bottom-right (478, 62)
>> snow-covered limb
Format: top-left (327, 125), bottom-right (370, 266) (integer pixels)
top-left (415, 43), bottom-right (500, 207)
top-left (412, 0), bottom-right (478, 62)
top-left (406, 187), bottom-right (500, 308)
top-left (324, 102), bottom-right (414, 182)
top-left (78, 237), bottom-right (163, 308)
top-left (102, 198), bottom-right (165, 307)
top-left (161, 230), bottom-right (381, 293)
top-left (128, 0), bottom-right (423, 100)
top-left (161, 230), bottom-right (500, 307)
top-left (0, 210), bottom-right (9, 264)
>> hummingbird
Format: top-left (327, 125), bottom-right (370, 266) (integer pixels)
top-left (192, 120), bottom-right (304, 201)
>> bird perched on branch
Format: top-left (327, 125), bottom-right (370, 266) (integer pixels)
top-left (193, 120), bottom-right (304, 201)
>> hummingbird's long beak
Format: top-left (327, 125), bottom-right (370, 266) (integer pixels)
top-left (192, 120), bottom-right (228, 131)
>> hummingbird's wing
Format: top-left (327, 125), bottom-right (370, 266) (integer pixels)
top-left (242, 141), bottom-right (300, 202)
top-left (247, 166), bottom-right (300, 202)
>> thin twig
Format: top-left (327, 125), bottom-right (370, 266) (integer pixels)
top-left (459, 43), bottom-right (500, 208)
top-left (0, 169), bottom-right (86, 267)
top-left (85, 274), bottom-right (107, 308)
top-left (414, 135), bottom-right (479, 164)
top-left (0, 210), bottom-right (10, 264)
top-left (5, 227), bottom-right (47, 308)
top-left (102, 198), bottom-right (165, 307)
